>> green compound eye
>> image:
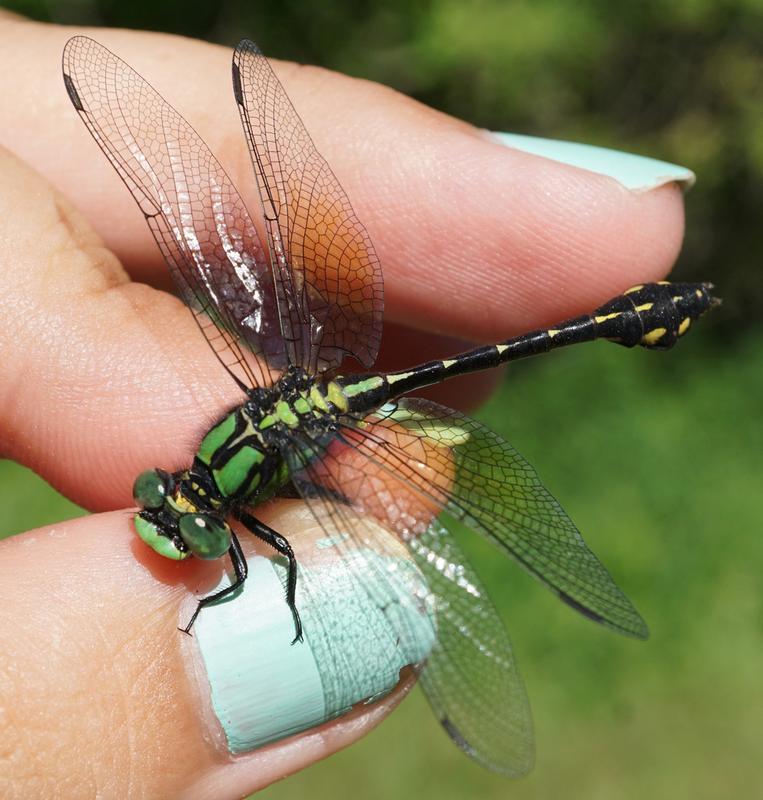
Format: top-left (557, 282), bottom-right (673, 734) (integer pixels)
top-left (179, 514), bottom-right (232, 560)
top-left (133, 469), bottom-right (171, 510)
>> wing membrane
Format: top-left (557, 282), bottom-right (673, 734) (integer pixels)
top-left (62, 36), bottom-right (285, 388)
top-left (232, 39), bottom-right (384, 373)
top-left (410, 519), bottom-right (533, 775)
top-left (280, 432), bottom-right (438, 713)
top-left (335, 399), bottom-right (649, 639)
top-left (283, 429), bottom-right (533, 776)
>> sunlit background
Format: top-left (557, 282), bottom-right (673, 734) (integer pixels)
top-left (1, 2), bottom-right (761, 798)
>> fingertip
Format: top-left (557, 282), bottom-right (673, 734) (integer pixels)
top-left (267, 69), bottom-right (687, 337)
top-left (371, 124), bottom-right (687, 338)
top-left (188, 504), bottom-right (434, 757)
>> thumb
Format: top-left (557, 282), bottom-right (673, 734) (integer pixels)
top-left (0, 502), bottom-right (425, 798)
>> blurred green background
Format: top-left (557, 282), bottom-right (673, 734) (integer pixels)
top-left (2, 1), bottom-right (761, 798)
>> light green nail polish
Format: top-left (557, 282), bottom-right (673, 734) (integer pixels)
top-left (194, 543), bottom-right (436, 753)
top-left (491, 132), bottom-right (695, 192)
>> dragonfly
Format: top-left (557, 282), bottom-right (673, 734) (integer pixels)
top-left (62, 36), bottom-right (717, 776)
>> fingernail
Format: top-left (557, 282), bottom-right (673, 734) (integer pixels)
top-left (490, 132), bottom-right (695, 192)
top-left (193, 540), bottom-right (436, 754)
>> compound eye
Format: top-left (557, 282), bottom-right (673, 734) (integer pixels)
top-left (179, 514), bottom-right (232, 560)
top-left (134, 514), bottom-right (190, 561)
top-left (133, 469), bottom-right (172, 510)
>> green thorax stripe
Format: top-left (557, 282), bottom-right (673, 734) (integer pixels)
top-left (196, 409), bottom-right (266, 498)
top-left (213, 445), bottom-right (264, 497)
top-left (197, 413), bottom-right (237, 465)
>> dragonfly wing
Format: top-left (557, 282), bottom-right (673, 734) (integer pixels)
top-left (283, 429), bottom-right (533, 775)
top-left (62, 36), bottom-right (286, 388)
top-left (232, 39), bottom-right (384, 373)
top-left (339, 398), bottom-right (649, 639)
top-left (410, 518), bottom-right (534, 775)
top-left (277, 434), bottom-right (438, 719)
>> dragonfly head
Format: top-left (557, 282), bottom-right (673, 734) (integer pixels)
top-left (132, 469), bottom-right (232, 561)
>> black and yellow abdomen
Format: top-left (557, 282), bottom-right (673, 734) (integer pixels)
top-left (336, 281), bottom-right (719, 414)
top-left (593, 281), bottom-right (715, 350)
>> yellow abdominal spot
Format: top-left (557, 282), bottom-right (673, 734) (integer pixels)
top-left (624, 284), bottom-right (644, 294)
top-left (595, 312), bottom-right (621, 323)
top-left (387, 371), bottom-right (414, 385)
top-left (641, 327), bottom-right (667, 345)
top-left (678, 317), bottom-right (691, 336)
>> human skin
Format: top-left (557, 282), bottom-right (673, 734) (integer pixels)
top-left (0, 14), bottom-right (686, 800)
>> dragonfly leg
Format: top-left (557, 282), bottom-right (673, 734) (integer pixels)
top-left (179, 532), bottom-right (249, 634)
top-left (236, 511), bottom-right (304, 644)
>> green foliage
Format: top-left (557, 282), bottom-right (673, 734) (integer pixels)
top-left (0, 462), bottom-right (83, 538)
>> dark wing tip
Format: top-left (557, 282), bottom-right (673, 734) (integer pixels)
top-left (440, 717), bottom-right (475, 756)
top-left (231, 61), bottom-right (244, 106)
top-left (233, 38), bottom-right (261, 60)
top-left (441, 716), bottom-right (535, 777)
top-left (62, 36), bottom-right (97, 111)
top-left (231, 40), bottom-right (263, 108)
top-left (557, 589), bottom-right (650, 640)
top-left (62, 73), bottom-right (84, 111)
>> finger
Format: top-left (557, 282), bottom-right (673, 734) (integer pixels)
top-left (0, 145), bottom-right (500, 514)
top-left (0, 12), bottom-right (690, 511)
top-left (0, 145), bottom-right (241, 507)
top-left (0, 19), bottom-right (686, 343)
top-left (0, 95), bottom-right (500, 505)
top-left (0, 504), bottom-right (425, 799)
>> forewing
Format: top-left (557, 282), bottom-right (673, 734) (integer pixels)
top-left (232, 39), bottom-right (384, 373)
top-left (62, 36), bottom-right (285, 388)
top-left (342, 399), bottom-right (649, 639)
top-left (283, 428), bottom-right (533, 775)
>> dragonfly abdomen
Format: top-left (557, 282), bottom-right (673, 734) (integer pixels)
top-left (340, 281), bottom-right (718, 412)
top-left (591, 281), bottom-right (716, 349)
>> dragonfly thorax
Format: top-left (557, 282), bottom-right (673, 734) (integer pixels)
top-left (236, 367), bottom-right (352, 455)
top-left (131, 366), bottom-right (348, 564)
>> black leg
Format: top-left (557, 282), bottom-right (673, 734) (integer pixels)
top-left (236, 510), bottom-right (304, 644)
top-left (179, 532), bottom-right (249, 634)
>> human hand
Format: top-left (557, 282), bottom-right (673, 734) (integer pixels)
top-left (0, 15), bottom-right (687, 798)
